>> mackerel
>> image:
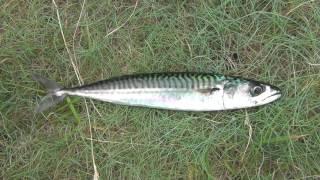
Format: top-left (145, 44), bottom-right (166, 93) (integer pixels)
top-left (32, 72), bottom-right (281, 112)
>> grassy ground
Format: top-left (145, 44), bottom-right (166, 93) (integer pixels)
top-left (1, 0), bottom-right (320, 179)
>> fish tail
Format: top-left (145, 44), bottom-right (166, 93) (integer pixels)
top-left (32, 74), bottom-right (66, 113)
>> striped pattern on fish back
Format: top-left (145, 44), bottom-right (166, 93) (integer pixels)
top-left (71, 72), bottom-right (228, 91)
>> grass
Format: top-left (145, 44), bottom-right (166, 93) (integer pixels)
top-left (1, 0), bottom-right (320, 179)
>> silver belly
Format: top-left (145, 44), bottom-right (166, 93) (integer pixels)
top-left (64, 88), bottom-right (225, 111)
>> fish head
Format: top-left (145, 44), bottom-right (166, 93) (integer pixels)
top-left (222, 79), bottom-right (281, 110)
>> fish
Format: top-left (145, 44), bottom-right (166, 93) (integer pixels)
top-left (32, 72), bottom-right (281, 113)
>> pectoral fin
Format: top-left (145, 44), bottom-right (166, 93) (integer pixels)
top-left (197, 88), bottom-right (220, 95)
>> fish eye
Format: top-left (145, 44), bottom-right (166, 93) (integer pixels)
top-left (250, 85), bottom-right (265, 96)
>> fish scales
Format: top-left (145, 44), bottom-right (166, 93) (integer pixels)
top-left (68, 73), bottom-right (219, 92)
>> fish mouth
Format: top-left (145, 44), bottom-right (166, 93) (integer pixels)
top-left (263, 91), bottom-right (282, 102)
top-left (270, 91), bottom-right (281, 98)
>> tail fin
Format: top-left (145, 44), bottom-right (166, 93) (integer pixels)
top-left (32, 74), bottom-right (66, 113)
